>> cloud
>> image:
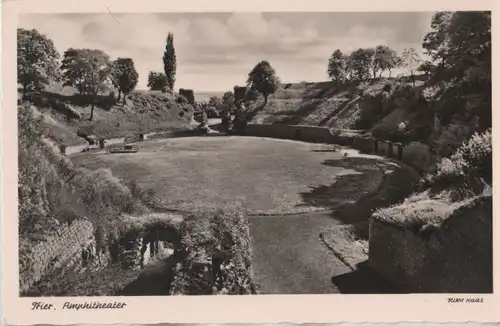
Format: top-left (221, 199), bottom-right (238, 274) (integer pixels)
top-left (19, 12), bottom-right (434, 91)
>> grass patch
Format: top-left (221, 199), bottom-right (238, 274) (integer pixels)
top-left (372, 187), bottom-right (491, 235)
top-left (72, 137), bottom-right (380, 215)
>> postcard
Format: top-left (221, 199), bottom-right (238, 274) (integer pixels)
top-left (2, 0), bottom-right (498, 324)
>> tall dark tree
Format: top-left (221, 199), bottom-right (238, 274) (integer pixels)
top-left (327, 49), bottom-right (346, 88)
top-left (246, 60), bottom-right (280, 105)
top-left (423, 11), bottom-right (491, 130)
top-left (60, 48), bottom-right (112, 121)
top-left (17, 28), bottom-right (61, 99)
top-left (163, 33), bottom-right (177, 91)
top-left (423, 11), bottom-right (454, 66)
top-left (111, 57), bottom-right (139, 105)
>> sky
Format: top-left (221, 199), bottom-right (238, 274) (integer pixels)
top-left (19, 12), bottom-right (435, 92)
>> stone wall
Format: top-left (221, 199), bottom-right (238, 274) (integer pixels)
top-left (19, 218), bottom-right (108, 294)
top-left (353, 137), bottom-right (375, 153)
top-left (368, 195), bottom-right (492, 293)
top-left (243, 124), bottom-right (432, 171)
top-left (21, 213), bottom-right (183, 294)
top-left (377, 140), bottom-right (392, 157)
top-left (243, 124), bottom-right (340, 143)
top-left (292, 125), bottom-right (338, 143)
top-left (243, 124), bottom-right (297, 140)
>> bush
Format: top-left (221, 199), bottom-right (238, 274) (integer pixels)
top-left (402, 141), bottom-right (432, 171)
top-left (176, 95), bottom-right (189, 104)
top-left (233, 86), bottom-right (248, 103)
top-left (432, 124), bottom-right (473, 158)
top-left (170, 202), bottom-right (255, 295)
top-left (382, 83), bottom-right (392, 93)
top-left (179, 89), bottom-right (195, 104)
top-left (243, 88), bottom-right (259, 103)
top-left (425, 129), bottom-right (492, 192)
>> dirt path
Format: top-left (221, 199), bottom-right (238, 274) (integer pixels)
top-left (249, 211), bottom-right (350, 294)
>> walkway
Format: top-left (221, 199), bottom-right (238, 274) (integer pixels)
top-left (249, 210), bottom-right (402, 294)
top-left (249, 210), bottom-right (348, 294)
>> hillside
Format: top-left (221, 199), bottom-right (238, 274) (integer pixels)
top-left (246, 76), bottom-right (432, 141)
top-left (22, 84), bottom-right (196, 147)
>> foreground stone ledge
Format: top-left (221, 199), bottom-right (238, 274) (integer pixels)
top-left (368, 195), bottom-right (492, 293)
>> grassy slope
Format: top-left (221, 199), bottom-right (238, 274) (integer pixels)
top-left (24, 84), bottom-right (195, 146)
top-left (247, 78), bottom-right (428, 138)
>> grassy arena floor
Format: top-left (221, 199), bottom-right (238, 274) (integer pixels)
top-left (71, 136), bottom-right (385, 215)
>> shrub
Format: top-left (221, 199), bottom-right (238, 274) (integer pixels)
top-left (233, 86), bottom-right (248, 103)
top-left (170, 202), bottom-right (255, 295)
top-left (243, 88), bottom-right (259, 103)
top-left (425, 129), bottom-right (492, 193)
top-left (382, 83), bottom-right (392, 93)
top-left (402, 141), bottom-right (432, 171)
top-left (432, 124), bottom-right (473, 158)
top-left (179, 89), bottom-right (195, 105)
top-left (175, 94), bottom-right (188, 104)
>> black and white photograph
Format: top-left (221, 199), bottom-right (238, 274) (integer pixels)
top-left (14, 9), bottom-right (492, 299)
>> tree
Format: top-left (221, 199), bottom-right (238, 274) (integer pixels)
top-left (147, 71), bottom-right (168, 91)
top-left (374, 45), bottom-right (401, 78)
top-left (219, 91), bottom-right (235, 131)
top-left (365, 48), bottom-right (380, 79)
top-left (445, 11), bottom-right (491, 82)
top-left (346, 48), bottom-right (372, 81)
top-left (246, 60), bottom-right (280, 104)
top-left (17, 28), bottom-right (61, 99)
top-left (423, 11), bottom-right (491, 130)
top-left (111, 58), bottom-right (139, 105)
top-left (417, 60), bottom-right (435, 76)
top-left (163, 32), bottom-right (177, 91)
top-left (401, 47), bottom-right (421, 86)
top-left (387, 52), bottom-right (403, 78)
top-left (222, 91), bottom-right (234, 106)
top-left (60, 48), bottom-right (112, 121)
top-left (327, 49), bottom-right (346, 87)
top-left (208, 96), bottom-right (222, 108)
top-left (423, 11), bottom-right (454, 65)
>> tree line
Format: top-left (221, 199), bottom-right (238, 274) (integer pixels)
top-left (17, 28), bottom-right (177, 121)
top-left (18, 10), bottom-right (490, 131)
top-left (327, 45), bottom-right (432, 87)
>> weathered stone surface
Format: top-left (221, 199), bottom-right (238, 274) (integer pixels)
top-left (368, 196), bottom-right (492, 293)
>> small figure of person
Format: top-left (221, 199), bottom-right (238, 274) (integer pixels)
top-left (211, 244), bottom-right (226, 286)
top-left (99, 138), bottom-right (106, 149)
